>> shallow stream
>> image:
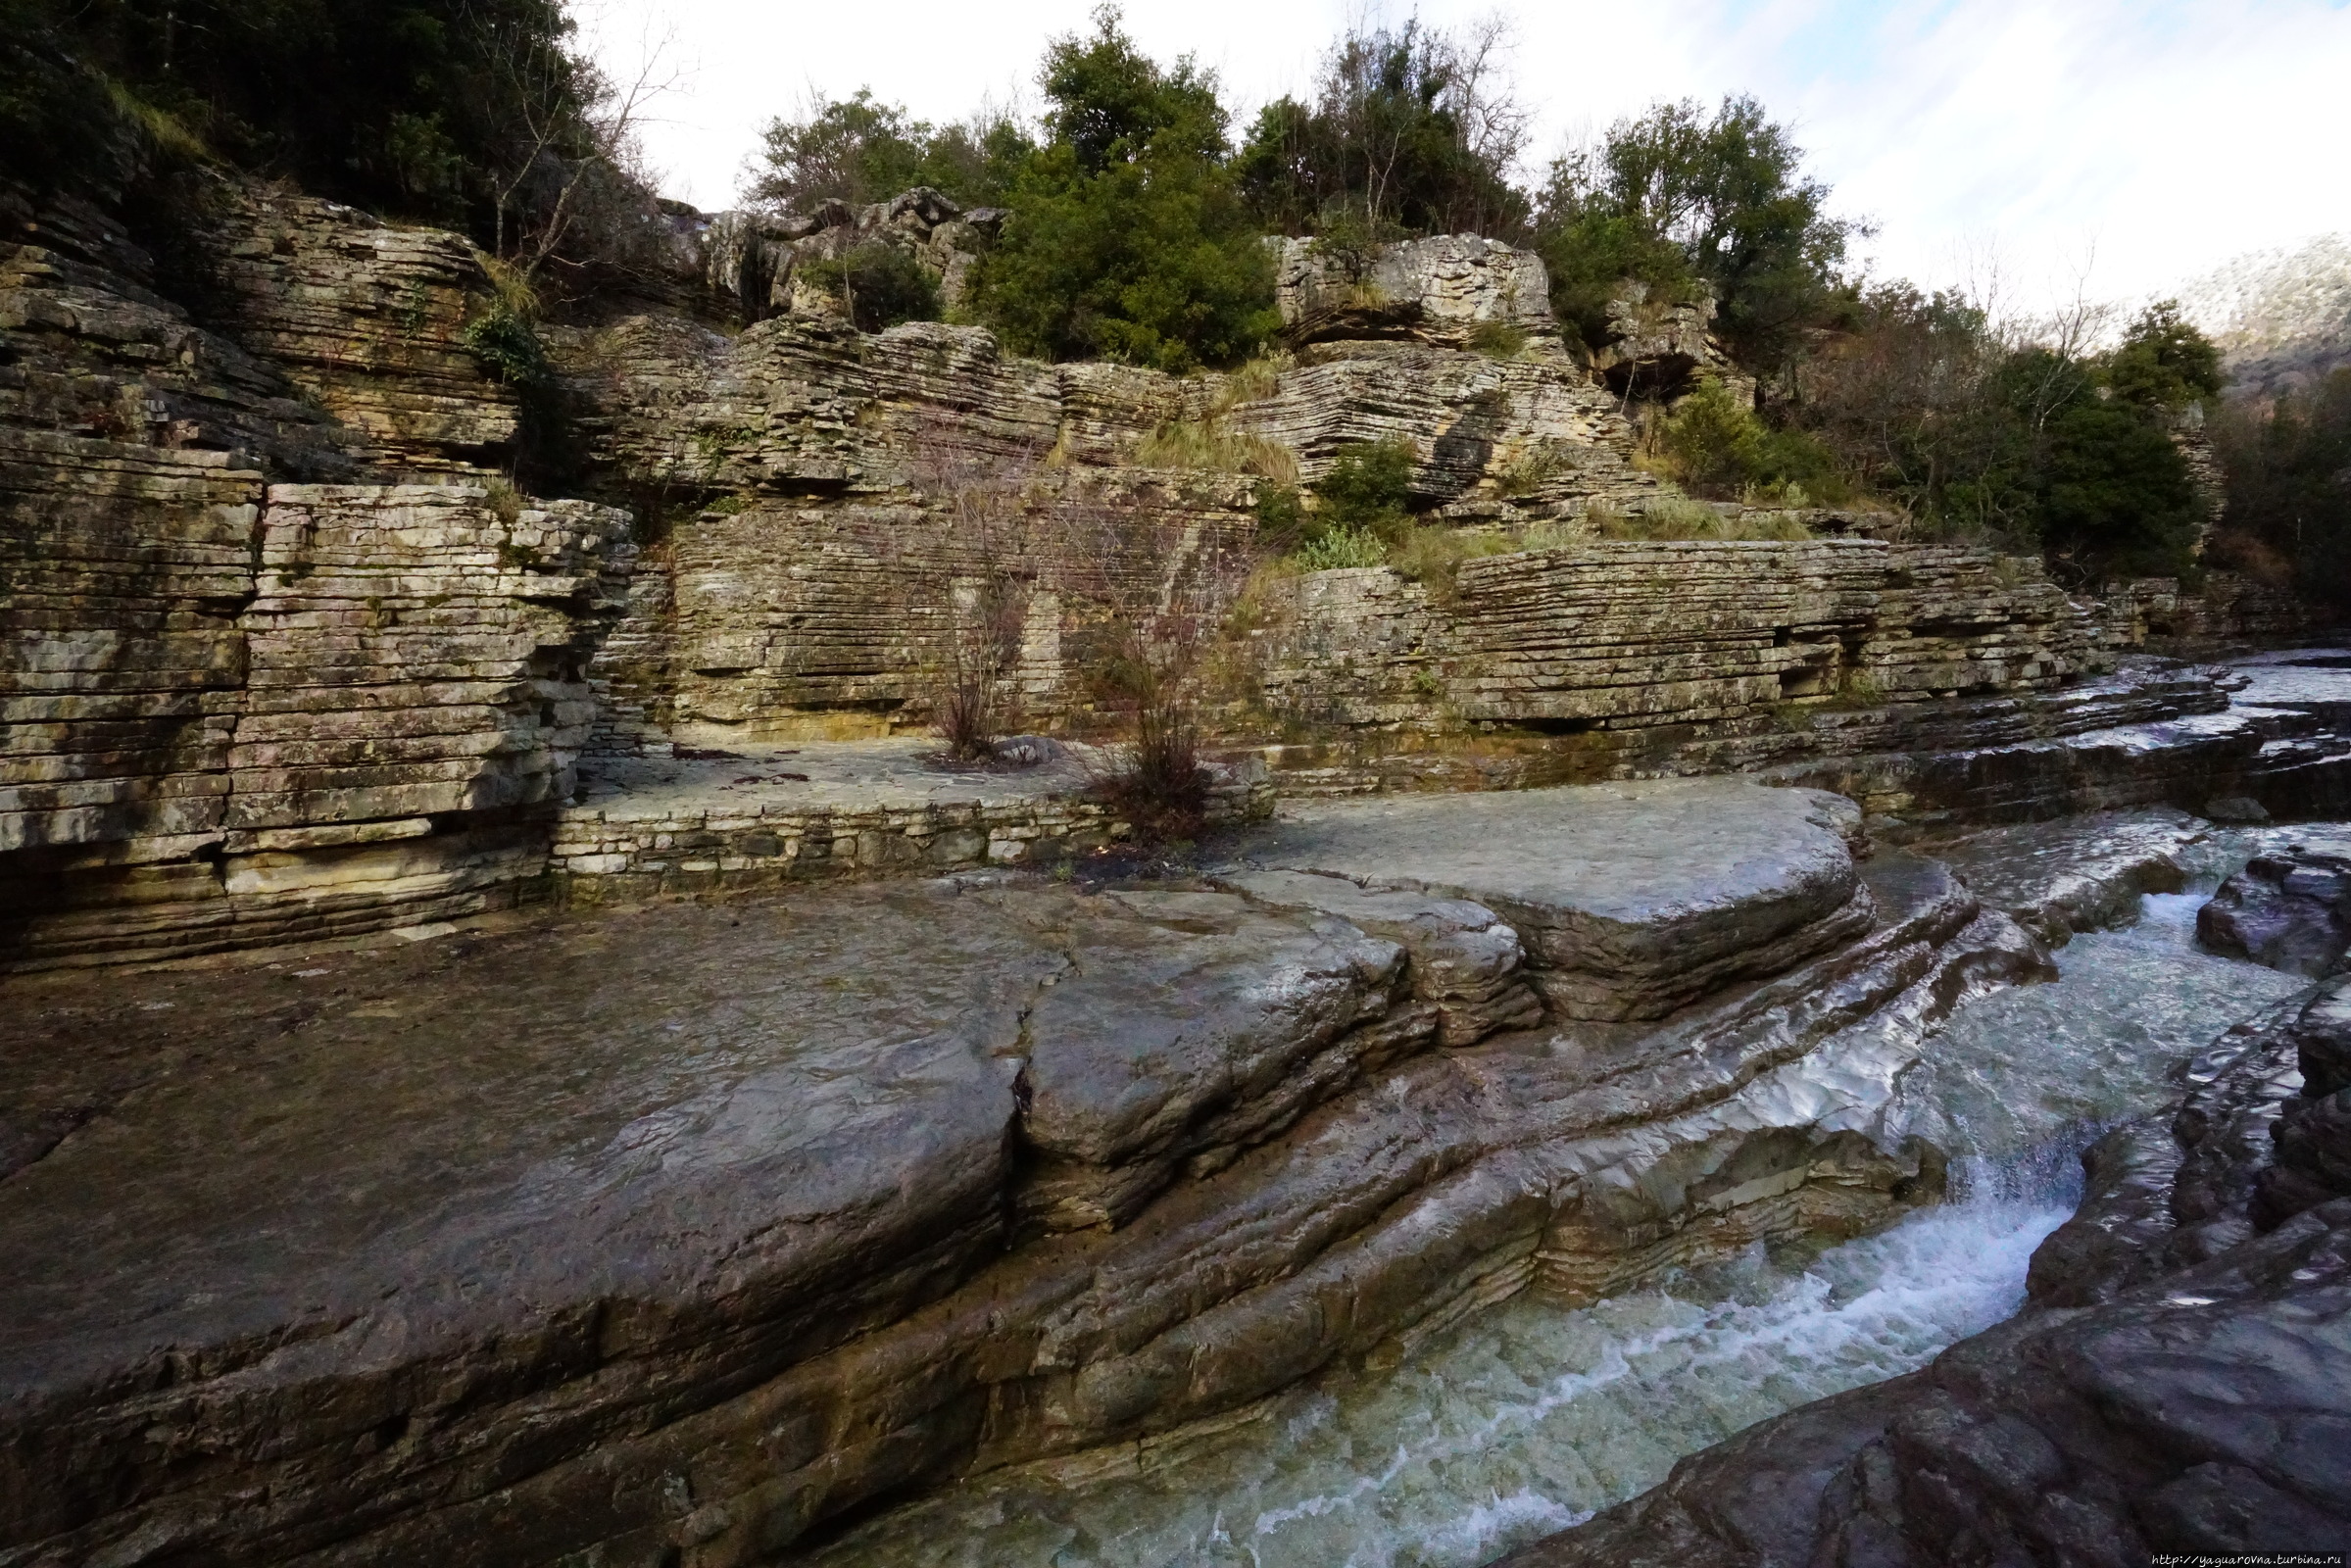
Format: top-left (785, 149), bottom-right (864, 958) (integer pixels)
top-left (809, 838), bottom-right (2319, 1568)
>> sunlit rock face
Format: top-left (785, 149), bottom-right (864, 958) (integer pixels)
top-left (1271, 232), bottom-right (1556, 349)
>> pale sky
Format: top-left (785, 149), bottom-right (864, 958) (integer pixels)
top-left (583, 0), bottom-right (2351, 322)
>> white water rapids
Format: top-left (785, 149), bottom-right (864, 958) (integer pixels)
top-left (809, 845), bottom-right (2315, 1568)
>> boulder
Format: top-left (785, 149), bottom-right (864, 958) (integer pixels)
top-left (2198, 846), bottom-right (2351, 975)
top-left (1271, 233), bottom-right (1555, 347)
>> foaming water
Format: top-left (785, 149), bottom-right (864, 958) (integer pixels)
top-left (810, 857), bottom-right (2318, 1568)
top-left (1885, 877), bottom-right (2304, 1166)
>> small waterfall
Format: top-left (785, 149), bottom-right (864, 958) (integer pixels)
top-left (809, 855), bottom-right (2317, 1568)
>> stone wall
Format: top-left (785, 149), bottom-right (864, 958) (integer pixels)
top-left (1, 173), bottom-right (640, 967)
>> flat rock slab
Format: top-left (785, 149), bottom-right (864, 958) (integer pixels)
top-left (2230, 648), bottom-right (2351, 722)
top-left (1922, 807), bottom-right (2204, 943)
top-left (0, 878), bottom-right (1414, 1561)
top-left (570, 735), bottom-right (1099, 816)
top-left (1217, 778), bottom-right (1870, 1021)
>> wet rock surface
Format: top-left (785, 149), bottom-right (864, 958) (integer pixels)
top-left (0, 789), bottom-right (2055, 1565)
top-left (1219, 779), bottom-right (1872, 1022)
top-left (1505, 974), bottom-right (2351, 1568)
top-left (0, 880), bottom-right (1439, 1564)
top-left (2200, 839), bottom-right (2351, 977)
top-left (1921, 807), bottom-right (2201, 944)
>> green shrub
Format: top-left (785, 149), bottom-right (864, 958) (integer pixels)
top-left (971, 144), bottom-right (1275, 371)
top-left (1311, 437), bottom-right (1415, 537)
top-left (1653, 377), bottom-right (1841, 501)
top-left (1296, 526), bottom-right (1390, 569)
top-left (463, 306), bottom-right (553, 391)
top-left (1252, 481), bottom-right (1308, 549)
top-left (800, 243), bottom-right (942, 332)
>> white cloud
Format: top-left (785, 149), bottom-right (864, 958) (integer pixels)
top-left (585, 0), bottom-right (2351, 316)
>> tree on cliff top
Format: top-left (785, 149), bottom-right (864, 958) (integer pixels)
top-left (1234, 18), bottom-right (1530, 242)
top-left (1535, 96), bottom-right (1860, 364)
top-left (964, 8), bottom-right (1276, 372)
top-left (2105, 299), bottom-right (2224, 413)
top-left (749, 90), bottom-right (1033, 212)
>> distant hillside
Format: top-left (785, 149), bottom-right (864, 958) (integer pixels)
top-left (2178, 232), bottom-right (2351, 402)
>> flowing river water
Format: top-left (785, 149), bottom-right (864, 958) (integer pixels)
top-left (808, 833), bottom-right (2324, 1568)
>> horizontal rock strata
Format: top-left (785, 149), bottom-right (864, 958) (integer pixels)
top-left (1221, 779), bottom-right (1872, 1022)
top-left (0, 782), bottom-right (2050, 1565)
top-left (2, 482), bottom-right (634, 966)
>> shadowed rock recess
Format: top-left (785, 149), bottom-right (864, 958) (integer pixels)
top-left (5, 166), bottom-right (2351, 1567)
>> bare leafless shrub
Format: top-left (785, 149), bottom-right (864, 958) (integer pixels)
top-left (1051, 477), bottom-right (1253, 841)
top-left (902, 434), bottom-right (1048, 760)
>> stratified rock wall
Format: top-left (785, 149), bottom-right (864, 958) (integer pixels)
top-left (183, 179), bottom-right (521, 472)
top-left (1, 174), bottom-right (636, 967)
top-left (3, 484), bottom-right (632, 966)
top-left (1255, 541), bottom-right (2104, 733)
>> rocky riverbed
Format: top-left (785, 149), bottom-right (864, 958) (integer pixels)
top-left (15, 767), bottom-right (2351, 1565)
top-left (2, 774), bottom-right (2042, 1565)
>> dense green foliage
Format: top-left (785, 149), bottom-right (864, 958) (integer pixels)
top-left (1795, 290), bottom-right (2208, 579)
top-left (1533, 97), bottom-right (1859, 365)
top-left (1310, 439), bottom-right (1416, 539)
top-left (961, 10), bottom-right (1275, 372)
top-left (1234, 21), bottom-right (1527, 241)
top-left (2214, 370), bottom-right (2351, 608)
top-left (750, 91), bottom-right (1032, 211)
top-left (0, 0), bottom-right (661, 292)
top-left (5, 0), bottom-right (572, 217)
top-left (1655, 377), bottom-right (1841, 503)
top-left (2106, 299), bottom-right (2225, 412)
top-left (800, 242), bottom-right (943, 331)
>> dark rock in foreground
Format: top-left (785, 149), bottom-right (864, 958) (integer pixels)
top-left (2200, 841), bottom-right (2351, 976)
top-left (1502, 973), bottom-right (2351, 1567)
top-left (0, 782), bottom-right (2045, 1566)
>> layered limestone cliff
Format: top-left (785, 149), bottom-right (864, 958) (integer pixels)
top-left (1, 176), bottom-right (630, 966)
top-left (4, 170), bottom-right (2342, 972)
